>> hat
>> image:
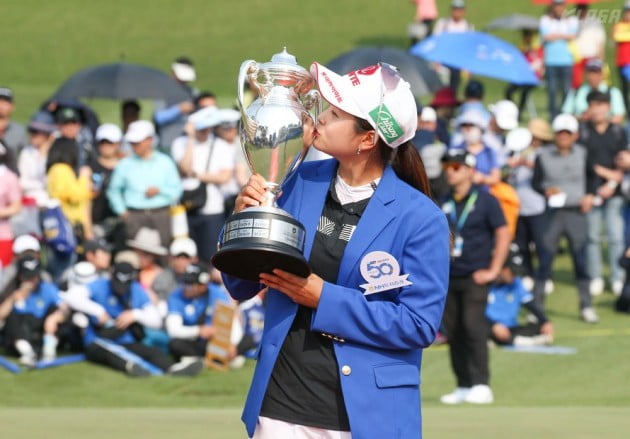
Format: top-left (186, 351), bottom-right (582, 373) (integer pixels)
top-left (0, 87), bottom-right (13, 102)
top-left (189, 106), bottom-right (220, 131)
top-left (451, 0), bottom-right (466, 8)
top-left (464, 80), bottom-right (484, 99)
top-left (95, 123), bottom-right (123, 143)
top-left (456, 109), bottom-right (487, 128)
top-left (528, 118), bottom-right (553, 142)
top-left (490, 100), bottom-right (519, 131)
top-left (27, 111), bottom-right (56, 134)
top-left (126, 227), bottom-right (168, 256)
top-left (552, 113), bottom-right (579, 133)
top-left (56, 107), bottom-right (80, 124)
top-left (217, 108), bottom-right (241, 128)
top-left (442, 149), bottom-right (477, 168)
top-left (84, 238), bottom-right (112, 253)
top-left (430, 87), bottom-right (460, 107)
top-left (505, 127), bottom-right (533, 153)
top-left (111, 262), bottom-right (137, 295)
top-left (125, 120), bottom-right (155, 143)
top-left (172, 57), bottom-right (196, 82)
top-left (420, 106), bottom-right (437, 122)
top-left (113, 250), bottom-right (140, 270)
top-left (586, 90), bottom-right (611, 104)
top-left (311, 62), bottom-right (417, 148)
top-left (12, 235), bottom-right (41, 255)
top-left (68, 261), bottom-right (98, 287)
top-left (169, 237), bottom-right (197, 258)
top-left (585, 59), bottom-right (604, 72)
top-left (17, 255), bottom-right (41, 279)
top-left (182, 263), bottom-right (211, 285)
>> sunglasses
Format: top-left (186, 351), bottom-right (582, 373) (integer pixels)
top-left (443, 162), bottom-right (464, 171)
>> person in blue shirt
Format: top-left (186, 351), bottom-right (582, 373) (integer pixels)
top-left (0, 255), bottom-right (65, 366)
top-left (486, 244), bottom-right (554, 347)
top-left (73, 260), bottom-right (203, 376)
top-left (166, 262), bottom-right (231, 361)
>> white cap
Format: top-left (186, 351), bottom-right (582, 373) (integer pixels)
top-left (12, 235), bottom-right (41, 254)
top-left (456, 109), bottom-right (487, 129)
top-left (217, 108), bottom-right (241, 126)
top-left (169, 237), bottom-right (197, 257)
top-left (310, 62), bottom-right (417, 148)
top-left (420, 106), bottom-right (437, 122)
top-left (68, 262), bottom-right (98, 287)
top-left (95, 123), bottom-right (123, 143)
top-left (490, 100), bottom-right (519, 131)
top-left (189, 106), bottom-right (220, 131)
top-left (172, 62), bottom-right (196, 82)
top-left (552, 113), bottom-right (579, 133)
top-left (125, 120), bottom-right (155, 143)
top-left (505, 127), bottom-right (533, 153)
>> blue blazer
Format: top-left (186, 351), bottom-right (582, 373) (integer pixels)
top-left (223, 159), bottom-right (450, 439)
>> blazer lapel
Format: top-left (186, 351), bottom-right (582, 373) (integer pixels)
top-left (336, 166), bottom-right (397, 286)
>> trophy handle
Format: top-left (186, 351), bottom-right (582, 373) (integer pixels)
top-left (302, 89), bottom-right (322, 122)
top-left (237, 60), bottom-right (258, 129)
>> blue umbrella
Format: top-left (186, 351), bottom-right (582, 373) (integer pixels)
top-left (410, 31), bottom-right (540, 85)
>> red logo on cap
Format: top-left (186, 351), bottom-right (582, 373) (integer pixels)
top-left (356, 65), bottom-right (379, 76)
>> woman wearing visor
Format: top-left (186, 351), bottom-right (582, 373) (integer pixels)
top-left (223, 62), bottom-right (450, 439)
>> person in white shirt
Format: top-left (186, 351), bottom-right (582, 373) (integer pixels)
top-left (18, 112), bottom-right (56, 207)
top-left (171, 109), bottom-right (234, 264)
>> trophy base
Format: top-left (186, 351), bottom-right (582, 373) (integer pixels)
top-left (211, 207), bottom-right (311, 282)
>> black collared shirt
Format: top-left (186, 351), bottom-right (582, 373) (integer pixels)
top-left (260, 179), bottom-right (371, 431)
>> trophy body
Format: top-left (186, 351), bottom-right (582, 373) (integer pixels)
top-left (211, 48), bottom-right (319, 282)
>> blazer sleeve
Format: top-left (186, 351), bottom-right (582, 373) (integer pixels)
top-left (311, 209), bottom-right (450, 350)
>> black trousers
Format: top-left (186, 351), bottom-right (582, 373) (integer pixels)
top-left (490, 322), bottom-right (543, 345)
top-left (442, 275), bottom-right (490, 387)
top-left (2, 307), bottom-right (57, 353)
top-left (169, 338), bottom-right (207, 361)
top-left (85, 341), bottom-right (174, 372)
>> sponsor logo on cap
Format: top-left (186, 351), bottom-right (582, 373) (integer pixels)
top-left (321, 71), bottom-right (343, 103)
top-left (369, 104), bottom-right (403, 143)
top-left (357, 65), bottom-right (379, 76)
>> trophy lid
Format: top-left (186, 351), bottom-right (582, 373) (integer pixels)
top-left (258, 47), bottom-right (314, 90)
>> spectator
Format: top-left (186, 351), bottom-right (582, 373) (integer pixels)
top-left (18, 111), bottom-right (56, 207)
top-left (126, 227), bottom-right (168, 305)
top-left (46, 137), bottom-right (93, 241)
top-left (579, 91), bottom-right (627, 297)
top-left (562, 59), bottom-right (626, 125)
top-left (166, 262), bottom-right (232, 361)
top-left (0, 255), bottom-right (65, 365)
top-left (107, 120), bottom-right (182, 248)
top-left (55, 107), bottom-right (94, 169)
top-left (540, 0), bottom-right (579, 119)
top-left (505, 29), bottom-right (544, 120)
top-left (216, 109), bottom-right (250, 219)
top-left (154, 57), bottom-right (200, 149)
top-left (451, 110), bottom-right (501, 187)
top-left (83, 238), bottom-right (112, 278)
top-left (412, 106), bottom-right (448, 199)
top-left (572, 3), bottom-right (606, 89)
top-left (486, 244), bottom-right (554, 347)
top-left (121, 100), bottom-right (140, 133)
top-left (0, 235), bottom-right (52, 303)
top-left (194, 91), bottom-right (217, 110)
top-left (440, 150), bottom-right (510, 405)
top-left (485, 100), bottom-right (519, 167)
top-left (507, 120), bottom-right (552, 290)
top-left (409, 0), bottom-right (438, 45)
top-left (67, 260), bottom-right (203, 376)
top-left (171, 110), bottom-right (233, 264)
top-left (153, 237), bottom-right (198, 304)
top-left (0, 141), bottom-right (22, 268)
top-left (458, 80), bottom-right (491, 125)
top-left (429, 87), bottom-right (460, 145)
top-left (532, 113), bottom-right (598, 323)
top-left (612, 1), bottom-right (630, 116)
top-left (90, 123), bottom-right (123, 244)
top-left (0, 87), bottom-right (27, 167)
top-left (433, 0), bottom-right (474, 93)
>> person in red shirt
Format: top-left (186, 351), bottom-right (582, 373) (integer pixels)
top-left (612, 2), bottom-right (630, 113)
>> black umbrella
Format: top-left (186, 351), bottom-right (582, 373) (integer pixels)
top-left (485, 14), bottom-right (540, 31)
top-left (326, 46), bottom-right (442, 98)
top-left (52, 62), bottom-right (190, 102)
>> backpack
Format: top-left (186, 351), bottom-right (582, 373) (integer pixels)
top-left (41, 200), bottom-right (76, 255)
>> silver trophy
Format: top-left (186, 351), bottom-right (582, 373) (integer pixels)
top-left (212, 48), bottom-right (320, 282)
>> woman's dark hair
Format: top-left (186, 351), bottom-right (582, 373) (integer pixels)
top-left (354, 117), bottom-right (432, 197)
top-left (46, 137), bottom-right (79, 173)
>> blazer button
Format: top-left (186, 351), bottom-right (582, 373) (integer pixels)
top-left (341, 365), bottom-right (351, 376)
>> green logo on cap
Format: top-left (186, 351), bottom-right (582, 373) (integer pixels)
top-left (369, 104), bottom-right (403, 144)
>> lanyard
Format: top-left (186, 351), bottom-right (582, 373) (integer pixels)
top-left (449, 190), bottom-right (478, 233)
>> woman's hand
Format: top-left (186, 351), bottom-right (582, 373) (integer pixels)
top-left (259, 269), bottom-right (324, 309)
top-left (234, 174), bottom-right (267, 213)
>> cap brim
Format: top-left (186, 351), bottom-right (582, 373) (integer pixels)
top-left (310, 63), bottom-right (363, 119)
top-left (172, 63), bottom-right (196, 82)
top-left (126, 240), bottom-right (168, 256)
